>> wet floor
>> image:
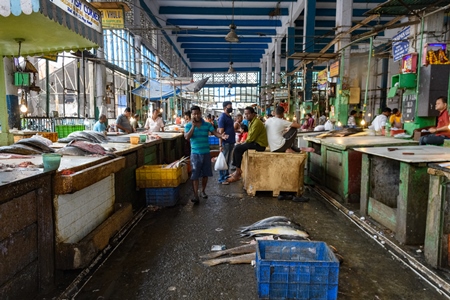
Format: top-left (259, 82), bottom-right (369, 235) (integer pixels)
top-left (64, 172), bottom-right (446, 300)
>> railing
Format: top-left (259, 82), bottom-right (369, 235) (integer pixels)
top-left (21, 117), bottom-right (96, 132)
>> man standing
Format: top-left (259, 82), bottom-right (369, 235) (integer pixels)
top-left (145, 109), bottom-right (165, 132)
top-left (93, 114), bottom-right (108, 133)
top-left (370, 107), bottom-right (391, 132)
top-left (185, 106), bottom-right (228, 203)
top-left (227, 106), bottom-right (268, 183)
top-left (420, 96), bottom-right (450, 145)
top-left (217, 101), bottom-right (236, 185)
top-left (265, 106), bottom-right (301, 153)
top-left (116, 107), bottom-right (134, 134)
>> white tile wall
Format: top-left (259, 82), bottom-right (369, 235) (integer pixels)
top-left (54, 175), bottom-right (115, 244)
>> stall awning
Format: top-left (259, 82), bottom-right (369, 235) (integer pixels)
top-left (0, 0), bottom-right (103, 56)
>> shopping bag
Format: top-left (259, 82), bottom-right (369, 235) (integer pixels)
top-left (214, 152), bottom-right (228, 171)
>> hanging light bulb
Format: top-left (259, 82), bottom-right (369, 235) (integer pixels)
top-left (20, 94), bottom-right (27, 113)
top-left (337, 121), bottom-right (342, 127)
top-left (160, 108), bottom-right (163, 113)
top-left (368, 113), bottom-right (371, 117)
top-left (225, 1), bottom-right (239, 42)
top-left (361, 120), bottom-right (366, 126)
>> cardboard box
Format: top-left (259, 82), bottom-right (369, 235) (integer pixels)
top-left (413, 131), bottom-right (430, 141)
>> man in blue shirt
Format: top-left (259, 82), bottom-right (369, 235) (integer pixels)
top-left (185, 106), bottom-right (228, 203)
top-left (93, 114), bottom-right (108, 132)
top-left (217, 101), bottom-right (236, 184)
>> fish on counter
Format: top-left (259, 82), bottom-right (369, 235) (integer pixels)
top-left (58, 130), bottom-right (109, 144)
top-left (15, 138), bottom-right (55, 153)
top-left (0, 144), bottom-right (43, 155)
top-left (68, 140), bottom-right (116, 157)
top-left (56, 146), bottom-right (89, 156)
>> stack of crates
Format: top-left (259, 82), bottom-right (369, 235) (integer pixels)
top-left (55, 125), bottom-right (85, 138)
top-left (135, 165), bottom-right (182, 206)
top-left (256, 240), bottom-right (339, 300)
top-left (208, 136), bottom-right (219, 145)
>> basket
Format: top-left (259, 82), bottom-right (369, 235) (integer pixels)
top-left (145, 186), bottom-right (180, 207)
top-left (256, 240), bottom-right (339, 300)
top-left (136, 165), bottom-right (182, 188)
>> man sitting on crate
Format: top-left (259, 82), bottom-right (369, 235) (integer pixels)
top-left (227, 106), bottom-right (268, 183)
top-left (265, 106), bottom-right (301, 153)
top-left (185, 106), bottom-right (229, 203)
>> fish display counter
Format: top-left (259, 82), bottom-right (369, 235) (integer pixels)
top-left (355, 146), bottom-right (450, 245)
top-left (303, 135), bottom-right (417, 203)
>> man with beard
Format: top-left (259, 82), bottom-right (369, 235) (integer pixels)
top-left (185, 106), bottom-right (228, 203)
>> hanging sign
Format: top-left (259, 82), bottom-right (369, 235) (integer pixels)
top-left (329, 61), bottom-right (339, 77)
top-left (99, 8), bottom-right (124, 29)
top-left (49, 0), bottom-right (102, 32)
top-left (392, 26), bottom-right (410, 62)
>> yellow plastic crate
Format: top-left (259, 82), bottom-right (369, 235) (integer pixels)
top-left (136, 165), bottom-right (182, 188)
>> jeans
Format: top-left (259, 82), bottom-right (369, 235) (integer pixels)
top-left (419, 134), bottom-right (449, 146)
top-left (218, 142), bottom-right (234, 182)
top-left (273, 127), bottom-right (297, 152)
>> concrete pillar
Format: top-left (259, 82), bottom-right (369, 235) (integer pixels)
top-left (335, 0), bottom-right (353, 77)
top-left (0, 57), bottom-right (15, 145)
top-left (134, 35), bottom-right (142, 81)
top-left (260, 57), bottom-right (267, 87)
top-left (286, 27), bottom-right (295, 74)
top-left (266, 53), bottom-right (273, 86)
top-left (274, 38), bottom-right (281, 83)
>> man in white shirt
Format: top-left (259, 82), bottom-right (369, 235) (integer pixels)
top-left (144, 109), bottom-right (165, 132)
top-left (370, 107), bottom-right (391, 131)
top-left (265, 106), bottom-right (301, 153)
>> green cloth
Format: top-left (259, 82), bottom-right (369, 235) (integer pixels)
top-left (246, 117), bottom-right (268, 147)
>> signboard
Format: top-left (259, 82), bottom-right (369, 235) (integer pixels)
top-left (49, 0), bottom-right (102, 32)
top-left (99, 9), bottom-right (124, 29)
top-left (392, 26), bottom-right (410, 62)
top-left (329, 61), bottom-right (339, 77)
top-left (402, 93), bottom-right (416, 122)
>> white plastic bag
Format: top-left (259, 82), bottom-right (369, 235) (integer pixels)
top-left (214, 152), bottom-right (228, 171)
top-left (324, 120), bottom-right (334, 131)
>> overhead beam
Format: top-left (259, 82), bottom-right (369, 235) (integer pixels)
top-left (166, 19), bottom-right (282, 27)
top-left (160, 7), bottom-right (289, 16)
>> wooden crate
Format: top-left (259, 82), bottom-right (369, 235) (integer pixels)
top-left (242, 150), bottom-right (307, 197)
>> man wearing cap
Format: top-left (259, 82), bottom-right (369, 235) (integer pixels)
top-left (217, 101), bottom-right (236, 184)
top-left (116, 107), bottom-right (134, 134)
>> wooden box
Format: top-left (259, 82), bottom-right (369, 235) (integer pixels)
top-left (242, 150), bottom-right (306, 197)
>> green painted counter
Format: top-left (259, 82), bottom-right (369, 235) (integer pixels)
top-left (355, 146), bottom-right (450, 245)
top-left (304, 135), bottom-right (417, 203)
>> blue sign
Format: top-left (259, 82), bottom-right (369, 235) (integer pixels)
top-left (392, 26), bottom-right (410, 62)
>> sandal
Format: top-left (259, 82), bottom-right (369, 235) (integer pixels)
top-left (226, 175), bottom-right (241, 183)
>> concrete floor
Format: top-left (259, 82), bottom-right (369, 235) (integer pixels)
top-left (58, 172), bottom-right (447, 300)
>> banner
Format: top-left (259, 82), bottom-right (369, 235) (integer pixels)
top-left (50, 0), bottom-right (102, 32)
top-left (99, 8), bottom-right (124, 29)
top-left (392, 26), bottom-right (410, 62)
top-left (330, 61), bottom-right (339, 77)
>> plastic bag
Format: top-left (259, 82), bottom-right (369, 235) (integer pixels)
top-left (214, 152), bottom-right (228, 171)
top-left (324, 120), bottom-right (334, 131)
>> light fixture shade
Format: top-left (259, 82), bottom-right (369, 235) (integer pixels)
top-left (228, 62), bottom-right (235, 74)
top-left (225, 24), bottom-right (239, 42)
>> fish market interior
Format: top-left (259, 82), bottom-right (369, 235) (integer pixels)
top-left (3, 0), bottom-right (450, 299)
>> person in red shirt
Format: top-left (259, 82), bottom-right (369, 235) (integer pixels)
top-left (419, 96), bottom-right (450, 145)
top-left (237, 124), bottom-right (248, 143)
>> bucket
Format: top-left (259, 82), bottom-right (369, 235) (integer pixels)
top-left (130, 136), bottom-right (139, 145)
top-left (43, 153), bottom-right (62, 171)
top-left (139, 135), bottom-right (147, 143)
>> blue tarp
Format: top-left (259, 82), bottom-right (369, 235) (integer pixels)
top-left (131, 77), bottom-right (210, 101)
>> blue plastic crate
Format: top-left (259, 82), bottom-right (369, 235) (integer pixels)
top-left (208, 136), bottom-right (219, 145)
top-left (145, 186), bottom-right (180, 207)
top-left (256, 240), bottom-right (339, 300)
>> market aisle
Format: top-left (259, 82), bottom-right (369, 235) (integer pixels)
top-left (72, 173), bottom-right (446, 300)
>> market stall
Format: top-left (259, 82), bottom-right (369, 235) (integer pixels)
top-left (304, 135), bottom-right (417, 203)
top-left (355, 146), bottom-right (450, 245)
top-left (424, 163), bottom-right (450, 269)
